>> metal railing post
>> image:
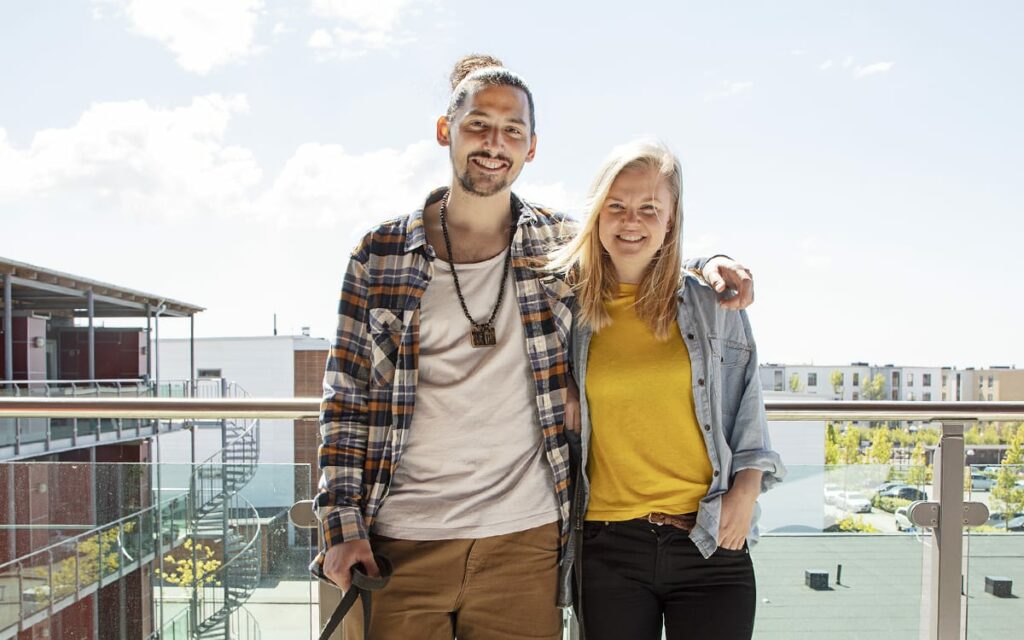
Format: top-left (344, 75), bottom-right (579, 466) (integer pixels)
top-left (924, 421), bottom-right (966, 640)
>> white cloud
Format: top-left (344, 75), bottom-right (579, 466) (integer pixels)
top-left (854, 62), bottom-right (895, 78)
top-left (516, 181), bottom-right (581, 217)
top-left (100, 0), bottom-right (264, 74)
top-left (842, 56), bottom-right (855, 68)
top-left (307, 27), bottom-right (408, 60)
top-left (819, 59), bottom-right (834, 70)
top-left (0, 94), bottom-right (572, 244)
top-left (307, 0), bottom-right (418, 60)
top-left (706, 81), bottom-right (753, 101)
top-left (0, 95), bottom-right (261, 218)
top-left (310, 0), bottom-right (412, 31)
top-left (791, 49), bottom-right (805, 56)
top-left (258, 140), bottom-right (447, 229)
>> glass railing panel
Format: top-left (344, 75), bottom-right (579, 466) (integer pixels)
top-left (151, 462), bottom-right (315, 640)
top-left (0, 418), bottom-right (14, 447)
top-left (17, 418), bottom-right (48, 447)
top-left (19, 550), bottom-right (50, 618)
top-left (965, 462), bottom-right (1024, 639)
top-left (1, 460), bottom-right (315, 639)
top-left (752, 463), bottom-right (926, 639)
top-left (0, 562), bottom-right (19, 634)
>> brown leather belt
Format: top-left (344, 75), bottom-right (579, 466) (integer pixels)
top-left (645, 511), bottom-right (697, 531)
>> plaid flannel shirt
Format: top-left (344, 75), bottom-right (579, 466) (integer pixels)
top-left (310, 188), bottom-right (577, 582)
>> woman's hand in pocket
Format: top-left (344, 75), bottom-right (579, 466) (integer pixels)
top-left (718, 469), bottom-right (762, 550)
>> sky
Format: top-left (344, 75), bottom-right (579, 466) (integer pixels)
top-left (1, 1), bottom-right (1021, 369)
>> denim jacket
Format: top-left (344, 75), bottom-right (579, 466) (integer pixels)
top-left (557, 270), bottom-right (786, 606)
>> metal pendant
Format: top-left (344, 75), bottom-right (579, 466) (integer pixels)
top-left (471, 324), bottom-right (497, 348)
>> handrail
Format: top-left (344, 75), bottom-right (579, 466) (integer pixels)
top-left (1, 398), bottom-right (1023, 420)
top-left (0, 496), bottom-right (185, 572)
top-left (0, 378), bottom-right (148, 385)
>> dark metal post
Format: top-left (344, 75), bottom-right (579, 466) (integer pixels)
top-left (145, 304), bottom-right (152, 384)
top-left (3, 274), bottom-right (12, 380)
top-left (154, 311), bottom-right (160, 397)
top-left (189, 315), bottom-right (196, 397)
top-left (221, 378), bottom-right (230, 639)
top-left (86, 290), bottom-right (95, 379)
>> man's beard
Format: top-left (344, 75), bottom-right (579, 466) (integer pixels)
top-left (456, 152), bottom-right (515, 196)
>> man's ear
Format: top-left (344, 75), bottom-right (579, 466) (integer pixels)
top-left (525, 132), bottom-right (538, 163)
top-left (436, 116), bottom-right (451, 147)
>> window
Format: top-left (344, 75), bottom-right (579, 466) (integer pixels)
top-left (892, 372), bottom-right (901, 387)
top-left (908, 373), bottom-right (915, 386)
top-left (989, 376), bottom-right (995, 386)
top-left (852, 391), bottom-right (860, 400)
top-left (852, 372), bottom-right (860, 386)
top-left (908, 392), bottom-right (915, 401)
top-left (808, 373), bottom-right (818, 386)
top-left (197, 368), bottom-right (222, 378)
top-left (942, 374), bottom-right (948, 387)
top-left (923, 392), bottom-right (932, 401)
top-left (774, 370), bottom-right (784, 392)
top-left (891, 390), bottom-right (899, 400)
top-left (923, 374), bottom-right (932, 386)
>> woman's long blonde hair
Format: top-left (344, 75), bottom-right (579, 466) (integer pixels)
top-left (549, 139), bottom-right (683, 340)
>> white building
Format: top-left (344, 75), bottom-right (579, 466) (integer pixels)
top-left (157, 334), bottom-right (329, 510)
top-left (759, 363), bottom-right (944, 402)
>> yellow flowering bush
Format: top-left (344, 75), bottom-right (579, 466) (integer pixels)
top-left (155, 538), bottom-right (223, 587)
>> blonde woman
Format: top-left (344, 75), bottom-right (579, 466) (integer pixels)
top-left (553, 140), bottom-right (785, 640)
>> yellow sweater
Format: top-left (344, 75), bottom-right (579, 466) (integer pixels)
top-left (584, 284), bottom-right (713, 521)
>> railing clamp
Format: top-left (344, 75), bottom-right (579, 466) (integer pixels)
top-left (907, 500), bottom-right (989, 529)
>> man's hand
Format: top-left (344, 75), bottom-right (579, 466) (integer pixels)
top-left (718, 469), bottom-right (762, 550)
top-left (702, 256), bottom-right (754, 311)
top-left (564, 378), bottom-right (581, 434)
top-left (323, 539), bottom-right (380, 591)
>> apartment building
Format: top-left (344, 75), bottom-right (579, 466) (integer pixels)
top-left (1, 257), bottom-right (201, 639)
top-left (759, 363), bottom-right (944, 402)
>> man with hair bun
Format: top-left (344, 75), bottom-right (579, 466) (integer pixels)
top-left (312, 54), bottom-right (755, 639)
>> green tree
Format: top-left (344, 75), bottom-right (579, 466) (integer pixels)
top-left (867, 426), bottom-right (894, 464)
top-left (906, 441), bottom-right (932, 486)
top-left (862, 373), bottom-right (887, 400)
top-left (991, 427), bottom-right (1024, 528)
top-left (825, 423), bottom-right (840, 465)
top-left (830, 370), bottom-right (845, 397)
top-left (838, 424), bottom-right (863, 464)
top-left (789, 373), bottom-right (804, 393)
top-left (966, 425), bottom-right (983, 445)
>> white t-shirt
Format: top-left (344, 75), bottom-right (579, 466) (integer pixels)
top-left (372, 249), bottom-right (560, 539)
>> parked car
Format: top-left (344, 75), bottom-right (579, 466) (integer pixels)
top-left (880, 485), bottom-right (928, 502)
top-left (841, 491), bottom-right (873, 514)
top-left (970, 473), bottom-right (994, 491)
top-left (873, 481), bottom-right (904, 496)
top-left (986, 512), bottom-right (1024, 529)
top-left (824, 483), bottom-right (845, 506)
top-left (894, 506), bottom-right (915, 532)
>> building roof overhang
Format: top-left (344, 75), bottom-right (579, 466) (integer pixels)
top-left (0, 256), bottom-right (204, 319)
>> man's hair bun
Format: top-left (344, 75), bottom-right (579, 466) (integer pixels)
top-left (450, 54), bottom-right (504, 90)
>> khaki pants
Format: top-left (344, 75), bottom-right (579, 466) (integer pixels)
top-left (343, 522), bottom-right (562, 640)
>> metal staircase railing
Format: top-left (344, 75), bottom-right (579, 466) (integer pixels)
top-left (183, 380), bottom-right (262, 640)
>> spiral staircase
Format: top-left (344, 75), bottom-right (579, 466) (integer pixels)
top-left (184, 382), bottom-right (263, 640)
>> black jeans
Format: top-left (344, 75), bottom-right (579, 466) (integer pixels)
top-left (580, 519), bottom-right (756, 640)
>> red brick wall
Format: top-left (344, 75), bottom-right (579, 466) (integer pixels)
top-left (294, 350), bottom-right (327, 544)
